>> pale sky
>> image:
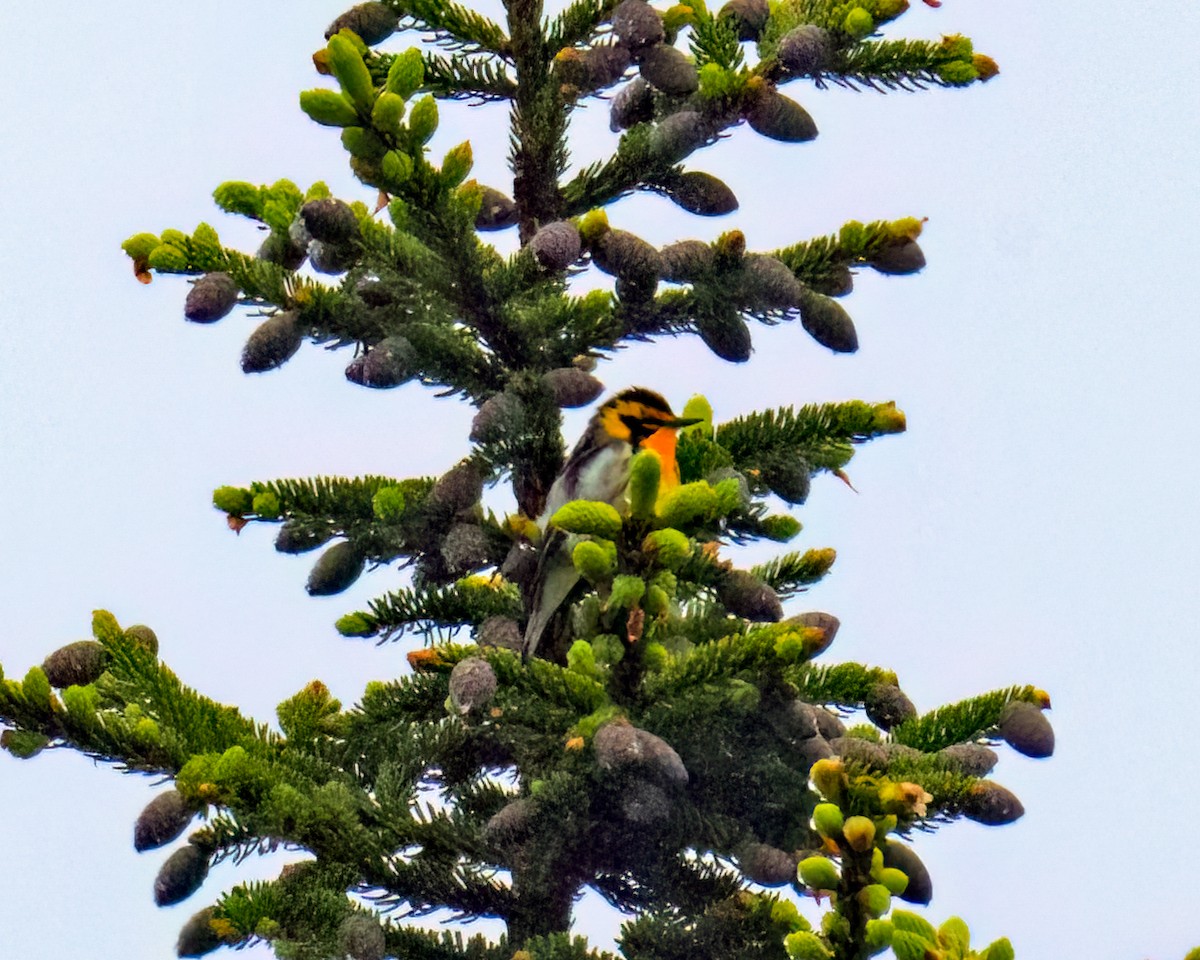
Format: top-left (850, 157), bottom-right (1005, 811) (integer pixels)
top-left (2, 1), bottom-right (1198, 958)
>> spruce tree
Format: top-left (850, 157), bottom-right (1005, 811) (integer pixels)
top-left (0, 2), bottom-right (1053, 958)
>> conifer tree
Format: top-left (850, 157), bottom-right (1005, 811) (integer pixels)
top-left (0, 2), bottom-right (1053, 958)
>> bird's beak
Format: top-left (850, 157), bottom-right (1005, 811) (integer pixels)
top-left (661, 416), bottom-right (703, 430)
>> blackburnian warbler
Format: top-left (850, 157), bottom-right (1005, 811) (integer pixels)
top-left (522, 387), bottom-right (698, 660)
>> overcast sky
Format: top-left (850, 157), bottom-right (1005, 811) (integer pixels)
top-left (2, 1), bottom-right (1198, 957)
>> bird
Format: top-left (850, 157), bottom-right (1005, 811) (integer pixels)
top-left (522, 387), bottom-right (698, 661)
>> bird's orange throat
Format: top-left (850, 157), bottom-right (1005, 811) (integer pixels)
top-left (642, 428), bottom-right (681, 488)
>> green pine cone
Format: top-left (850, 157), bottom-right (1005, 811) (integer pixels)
top-left (327, 33), bottom-right (376, 109)
top-left (608, 574), bottom-right (646, 610)
top-left (299, 88), bottom-right (360, 127)
top-left (642, 528), bottom-right (691, 569)
top-left (797, 855), bottom-right (839, 891)
top-left (656, 480), bottom-right (718, 528)
top-left (125, 624), bottom-right (159, 656)
top-left (628, 450), bottom-right (662, 518)
top-left (573, 539), bottom-right (617, 583)
top-left (550, 500), bottom-right (623, 539)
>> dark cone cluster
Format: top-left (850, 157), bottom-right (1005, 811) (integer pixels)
top-left (649, 111), bottom-right (710, 164)
top-left (275, 520), bottom-right (334, 554)
top-left (610, 76), bottom-right (655, 131)
top-left (639, 43), bottom-right (699, 96)
top-left (761, 454), bottom-right (811, 505)
top-left (470, 391), bottom-right (524, 443)
top-left (357, 336), bottom-right (417, 388)
top-left (742, 255), bottom-right (805, 311)
top-left (611, 0), bottom-right (664, 52)
top-left (593, 230), bottom-right (662, 291)
top-left (42, 640), bottom-right (107, 688)
top-left (659, 240), bottom-right (713, 281)
top-left (176, 907), bottom-right (222, 958)
top-left (134, 789), bottom-right (195, 852)
top-left (184, 273), bottom-right (238, 324)
top-left (430, 460), bottom-right (485, 514)
top-left (256, 232), bottom-right (307, 270)
top-left (476, 615), bottom-right (522, 651)
top-left (696, 310), bottom-right (752, 363)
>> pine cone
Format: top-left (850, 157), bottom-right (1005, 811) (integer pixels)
top-left (184, 273), bottom-right (238, 324)
top-left (808, 264), bottom-right (854, 297)
top-left (430, 460), bottom-right (485, 513)
top-left (42, 640), bottom-right (107, 688)
top-left (761, 454), bottom-right (811, 504)
top-left (275, 520), bottom-right (334, 555)
top-left (542, 367), bottom-right (604, 408)
top-left (326, 2), bottom-right (399, 44)
top-left (813, 707), bottom-right (846, 740)
top-left (612, 0), bottom-right (664, 52)
top-left (717, 570), bottom-right (783, 621)
top-left (882, 840), bottom-right (933, 904)
top-left (799, 290), bottom-right (858, 352)
top-left (153, 843), bottom-right (209, 907)
top-left (664, 171), bottom-right (738, 217)
top-left (864, 682), bottom-right (917, 730)
top-left (470, 391), bottom-right (525, 443)
top-left (739, 842), bottom-right (798, 886)
top-left (581, 44), bottom-right (633, 90)
top-left (962, 781), bottom-right (1025, 825)
top-left (939, 742), bottom-right (999, 776)
top-left (869, 238), bottom-right (926, 275)
top-left (786, 611), bottom-right (840, 657)
top-left (176, 907), bottom-right (222, 958)
top-left (777, 25), bottom-right (834, 75)
top-left (997, 701), bottom-right (1054, 758)
top-left (476, 615), bottom-right (522, 651)
top-left (529, 221), bottom-right (582, 270)
top-left (485, 797), bottom-right (535, 847)
top-left (300, 198), bottom-right (360, 244)
top-left (719, 0), bottom-right (770, 40)
top-left (305, 540), bottom-right (365, 596)
top-left (696, 310), bottom-right (752, 363)
top-left (448, 657), bottom-right (498, 714)
top-left (593, 229), bottom-right (662, 287)
top-left (795, 734), bottom-right (833, 766)
top-left (475, 186), bottom-right (518, 231)
top-left (659, 239), bottom-right (713, 281)
top-left (359, 336), bottom-right (417, 388)
top-left (649, 110), bottom-right (711, 164)
top-left (308, 239), bottom-right (358, 275)
top-left (134, 790), bottom-right (194, 852)
top-left (830, 736), bottom-right (888, 769)
top-left (241, 312), bottom-right (302, 373)
top-left (256, 232), bottom-right (307, 270)
top-left (610, 76), bottom-right (655, 131)
top-left (594, 722), bottom-right (689, 786)
top-left (742, 254), bottom-right (805, 310)
top-left (125, 624), bottom-right (159, 655)
top-left (441, 523), bottom-right (493, 574)
top-left (746, 88), bottom-right (818, 142)
top-left (639, 43), bottom-right (699, 95)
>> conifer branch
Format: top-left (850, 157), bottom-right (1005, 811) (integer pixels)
top-left (751, 547), bottom-right (836, 598)
top-left (345, 580), bottom-right (523, 641)
top-left (421, 52), bottom-right (519, 100)
top-left (393, 0), bottom-right (511, 57)
top-left (546, 0), bottom-right (621, 50)
top-left (890, 685), bottom-right (1045, 753)
top-left (826, 38), bottom-right (990, 91)
top-left (786, 661), bottom-right (900, 707)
